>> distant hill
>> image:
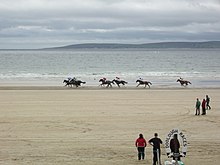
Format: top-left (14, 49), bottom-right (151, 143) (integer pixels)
top-left (44, 41), bottom-right (220, 49)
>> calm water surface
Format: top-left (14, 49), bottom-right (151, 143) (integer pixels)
top-left (0, 49), bottom-right (220, 87)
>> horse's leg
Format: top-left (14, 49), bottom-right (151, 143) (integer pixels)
top-left (148, 84), bottom-right (150, 88)
top-left (136, 83), bottom-right (140, 87)
top-left (99, 82), bottom-right (104, 87)
top-left (117, 83), bottom-right (120, 88)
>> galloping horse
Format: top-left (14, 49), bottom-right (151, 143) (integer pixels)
top-left (63, 79), bottom-right (86, 88)
top-left (177, 78), bottom-right (191, 86)
top-left (63, 79), bottom-right (72, 87)
top-left (112, 79), bottom-right (128, 88)
top-left (99, 78), bottom-right (114, 88)
top-left (136, 79), bottom-right (152, 88)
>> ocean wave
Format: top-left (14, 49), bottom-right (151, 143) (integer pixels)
top-left (0, 73), bottom-right (66, 79)
top-left (0, 71), bottom-right (219, 80)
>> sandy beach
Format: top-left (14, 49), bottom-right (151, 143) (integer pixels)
top-left (0, 86), bottom-right (219, 165)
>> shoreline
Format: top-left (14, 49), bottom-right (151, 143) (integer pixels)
top-left (0, 85), bottom-right (220, 90)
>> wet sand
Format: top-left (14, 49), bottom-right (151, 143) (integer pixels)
top-left (0, 86), bottom-right (219, 165)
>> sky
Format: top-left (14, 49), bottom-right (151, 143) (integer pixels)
top-left (0, 0), bottom-right (220, 49)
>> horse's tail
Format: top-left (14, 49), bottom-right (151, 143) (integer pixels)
top-left (149, 81), bottom-right (152, 85)
top-left (188, 81), bottom-right (191, 84)
top-left (82, 81), bottom-right (86, 84)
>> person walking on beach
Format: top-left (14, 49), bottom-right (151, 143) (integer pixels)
top-left (135, 133), bottom-right (147, 160)
top-left (202, 99), bottom-right (206, 115)
top-left (149, 133), bottom-right (163, 165)
top-left (206, 95), bottom-right (211, 110)
top-left (195, 98), bottom-right (201, 115)
top-left (170, 134), bottom-right (181, 161)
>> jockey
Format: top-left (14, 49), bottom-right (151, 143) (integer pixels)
top-left (116, 77), bottom-right (120, 80)
top-left (67, 77), bottom-right (77, 82)
top-left (103, 77), bottom-right (106, 81)
top-left (67, 77), bottom-right (72, 82)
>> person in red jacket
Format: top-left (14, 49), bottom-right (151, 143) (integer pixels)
top-left (135, 133), bottom-right (147, 160)
top-left (202, 99), bottom-right (206, 115)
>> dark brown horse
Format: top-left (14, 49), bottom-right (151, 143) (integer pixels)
top-left (177, 78), bottom-right (191, 86)
top-left (63, 79), bottom-right (72, 87)
top-left (112, 79), bottom-right (128, 88)
top-left (136, 79), bottom-right (152, 88)
top-left (63, 79), bottom-right (86, 88)
top-left (99, 78), bottom-right (114, 88)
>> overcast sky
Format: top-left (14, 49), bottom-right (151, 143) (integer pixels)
top-left (0, 0), bottom-right (220, 49)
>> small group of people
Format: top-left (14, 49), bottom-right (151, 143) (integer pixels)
top-left (195, 95), bottom-right (211, 115)
top-left (135, 133), bottom-right (180, 165)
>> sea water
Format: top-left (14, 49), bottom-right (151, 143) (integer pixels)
top-left (0, 49), bottom-right (220, 87)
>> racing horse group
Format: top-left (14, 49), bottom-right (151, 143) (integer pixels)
top-left (63, 79), bottom-right (86, 88)
top-left (63, 77), bottom-right (191, 88)
top-left (98, 78), bottom-right (128, 88)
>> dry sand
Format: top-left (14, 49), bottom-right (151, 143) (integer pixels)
top-left (0, 86), bottom-right (219, 165)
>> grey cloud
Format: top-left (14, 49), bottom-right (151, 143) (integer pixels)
top-left (0, 0), bottom-right (220, 48)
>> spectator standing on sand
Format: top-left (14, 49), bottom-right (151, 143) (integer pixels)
top-left (202, 99), bottom-right (206, 115)
top-left (195, 98), bottom-right (201, 115)
top-left (206, 95), bottom-right (211, 110)
top-left (135, 133), bottom-right (147, 160)
top-left (170, 134), bottom-right (181, 161)
top-left (149, 133), bottom-right (163, 165)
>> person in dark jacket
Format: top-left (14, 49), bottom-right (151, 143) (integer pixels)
top-left (149, 133), bottom-right (163, 165)
top-left (170, 134), bottom-right (180, 160)
top-left (195, 98), bottom-right (201, 115)
top-left (135, 133), bottom-right (147, 160)
top-left (206, 95), bottom-right (211, 110)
